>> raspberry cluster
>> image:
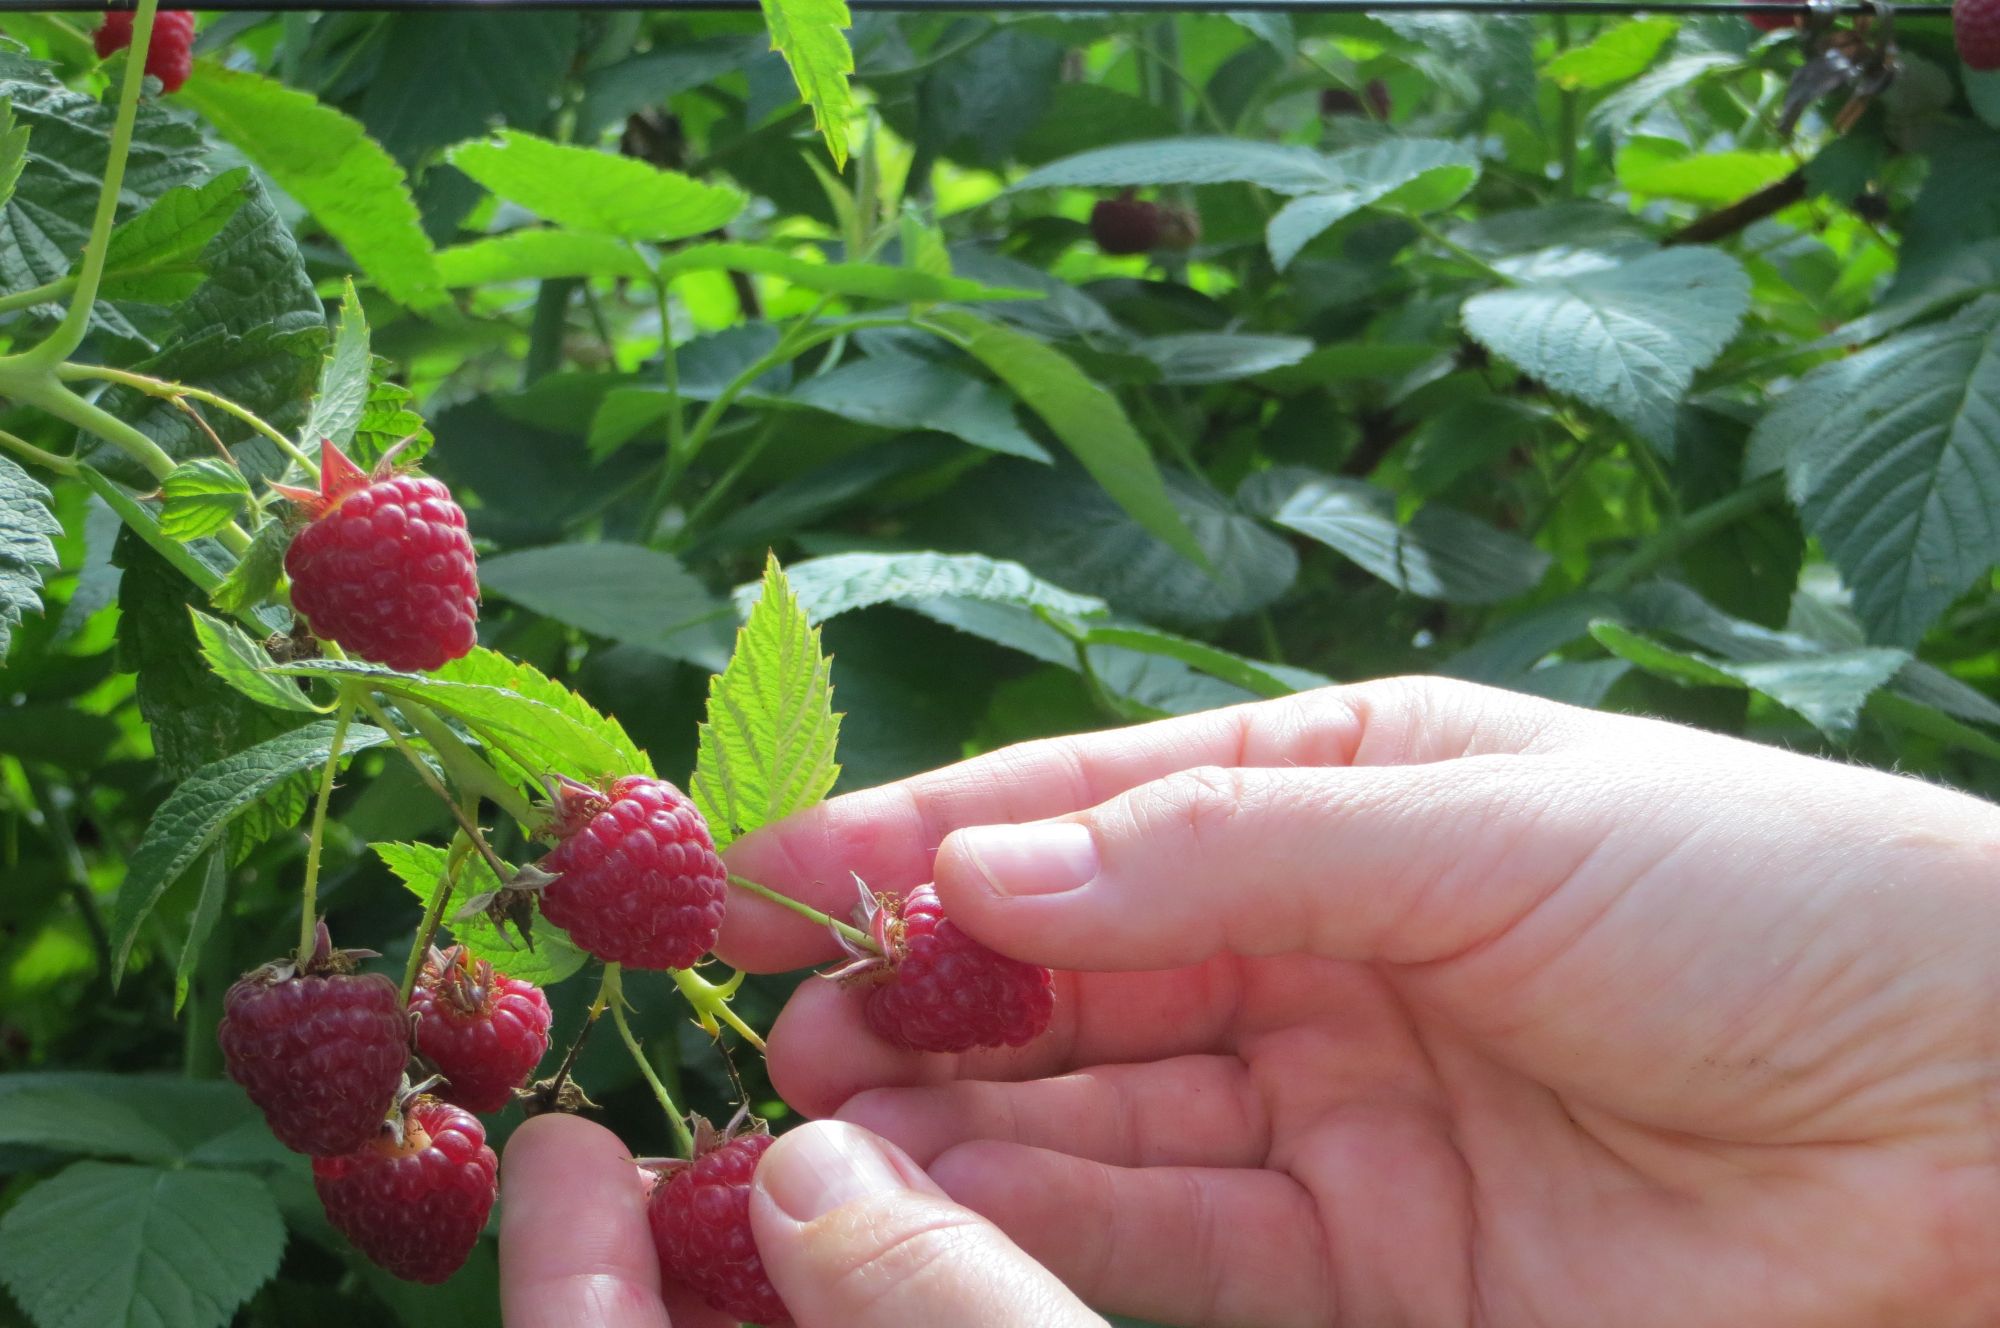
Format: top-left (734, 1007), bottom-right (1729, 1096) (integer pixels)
top-left (216, 926), bottom-right (544, 1285)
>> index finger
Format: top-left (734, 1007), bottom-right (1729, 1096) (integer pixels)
top-left (715, 677), bottom-right (1594, 972)
top-left (499, 1114), bottom-right (677, 1328)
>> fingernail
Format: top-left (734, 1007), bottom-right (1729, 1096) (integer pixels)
top-left (954, 822), bottom-right (1099, 897)
top-left (760, 1123), bottom-right (907, 1222)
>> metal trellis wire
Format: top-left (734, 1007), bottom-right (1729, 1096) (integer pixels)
top-left (42, 0), bottom-right (1955, 16)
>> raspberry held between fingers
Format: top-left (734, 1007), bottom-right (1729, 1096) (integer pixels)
top-left (649, 1119), bottom-right (790, 1327)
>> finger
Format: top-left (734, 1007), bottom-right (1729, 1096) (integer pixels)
top-left (499, 1114), bottom-right (678, 1328)
top-left (751, 1121), bottom-right (1101, 1328)
top-left (931, 752), bottom-right (1638, 973)
top-left (929, 1141), bottom-right (1335, 1328)
top-left (716, 678), bottom-right (1595, 972)
top-left (765, 960), bottom-right (1268, 1118)
top-left (835, 1055), bottom-right (1270, 1169)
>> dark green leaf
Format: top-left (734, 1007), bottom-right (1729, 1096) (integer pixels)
top-left (0, 450), bottom-right (60, 657)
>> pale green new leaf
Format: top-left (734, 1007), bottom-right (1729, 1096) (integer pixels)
top-left (109, 721), bottom-right (390, 979)
top-left (189, 610), bottom-right (324, 714)
top-left (374, 841), bottom-right (591, 987)
top-left (759, 0), bottom-right (856, 168)
top-left (179, 67), bottom-right (444, 310)
top-left (272, 657), bottom-right (640, 783)
top-left (157, 459), bottom-right (249, 542)
top-left (435, 648), bottom-right (653, 779)
top-left (0, 1162), bottom-right (285, 1328)
top-left (921, 308), bottom-right (1206, 567)
top-left (448, 131), bottom-right (746, 242)
top-left (1462, 247), bottom-right (1749, 448)
top-left (435, 230), bottom-right (651, 286)
top-left (693, 556), bottom-right (841, 851)
top-left (304, 279), bottom-right (372, 453)
top-left (1541, 17), bottom-right (1677, 90)
top-left (0, 451), bottom-right (60, 657)
top-left (746, 551), bottom-right (1107, 624)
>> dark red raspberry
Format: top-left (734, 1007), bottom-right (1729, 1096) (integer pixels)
top-left (94, 11), bottom-right (196, 93)
top-left (410, 946), bottom-right (551, 1114)
top-left (649, 1122), bottom-right (789, 1326)
top-left (1320, 79), bottom-right (1392, 119)
top-left (275, 440), bottom-right (478, 674)
top-left (535, 775), bottom-right (727, 970)
top-left (835, 883), bottom-right (1055, 1054)
top-left (217, 932), bottom-right (410, 1156)
top-left (1958, 0), bottom-right (2000, 68)
top-left (1743, 0), bottom-right (1799, 31)
top-left (313, 1095), bottom-right (498, 1284)
top-left (1089, 193), bottom-right (1200, 256)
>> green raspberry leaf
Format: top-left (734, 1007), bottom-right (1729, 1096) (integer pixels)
top-left (758, 0), bottom-right (856, 169)
top-left (693, 554), bottom-right (842, 852)
top-left (0, 450), bottom-right (60, 659)
top-left (157, 459), bottom-right (250, 543)
top-left (447, 130), bottom-right (745, 243)
top-left (374, 840), bottom-right (591, 987)
top-left (0, 1161), bottom-right (285, 1328)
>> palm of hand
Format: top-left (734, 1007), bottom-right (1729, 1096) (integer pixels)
top-left (725, 685), bottom-right (2000, 1328)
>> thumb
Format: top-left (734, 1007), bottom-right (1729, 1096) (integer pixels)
top-left (931, 757), bottom-right (1647, 971)
top-left (751, 1121), bottom-right (1102, 1328)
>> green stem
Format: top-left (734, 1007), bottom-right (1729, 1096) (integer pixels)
top-left (525, 278), bottom-right (578, 386)
top-left (727, 874), bottom-right (874, 950)
top-left (669, 966), bottom-right (767, 1050)
top-left (14, 0), bottom-right (158, 370)
top-left (605, 963), bottom-right (695, 1157)
top-left (0, 276), bottom-right (78, 318)
top-left (669, 415), bottom-right (780, 550)
top-left (397, 698), bottom-right (539, 826)
top-left (643, 251), bottom-right (686, 465)
top-left (1409, 216), bottom-right (1511, 284)
top-left (353, 691), bottom-right (523, 890)
top-left (298, 688), bottom-right (359, 965)
top-left (640, 306), bottom-right (912, 537)
top-left (57, 363), bottom-right (317, 476)
top-left (398, 826), bottom-right (471, 1003)
top-left (1591, 472), bottom-right (1784, 593)
top-left (1553, 15), bottom-right (1579, 198)
top-left (0, 428), bottom-right (77, 475)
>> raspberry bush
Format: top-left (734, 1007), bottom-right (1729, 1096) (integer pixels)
top-left (1, 2), bottom-right (1998, 1325)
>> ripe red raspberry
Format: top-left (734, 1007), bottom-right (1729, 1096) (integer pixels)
top-left (834, 883), bottom-right (1054, 1054)
top-left (410, 946), bottom-right (551, 1114)
top-left (1089, 193), bottom-right (1200, 256)
top-left (93, 11), bottom-right (196, 93)
top-left (275, 440), bottom-right (478, 674)
top-left (649, 1122), bottom-right (789, 1326)
top-left (1958, 0), bottom-right (2000, 68)
top-left (534, 775), bottom-right (727, 970)
top-left (1742, 0), bottom-right (1798, 31)
top-left (313, 1095), bottom-right (498, 1284)
top-left (216, 930), bottom-right (410, 1156)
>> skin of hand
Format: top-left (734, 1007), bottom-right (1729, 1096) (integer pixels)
top-left (498, 1112), bottom-right (1101, 1327)
top-left (710, 677), bottom-right (2000, 1328)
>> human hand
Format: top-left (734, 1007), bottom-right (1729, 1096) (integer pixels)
top-left (718, 677), bottom-right (2000, 1327)
top-left (498, 1112), bottom-right (1102, 1327)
